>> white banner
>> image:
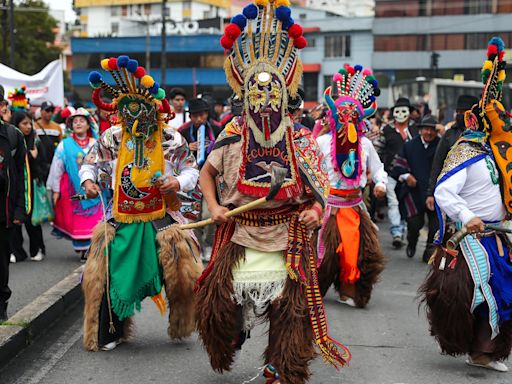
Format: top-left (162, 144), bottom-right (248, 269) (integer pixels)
top-left (0, 60), bottom-right (64, 107)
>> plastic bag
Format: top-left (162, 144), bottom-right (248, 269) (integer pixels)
top-left (31, 181), bottom-right (54, 226)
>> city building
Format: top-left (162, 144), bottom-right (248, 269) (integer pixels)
top-left (73, 0), bottom-right (230, 37)
top-left (373, 0), bottom-right (512, 107)
top-left (305, 0), bottom-right (374, 17)
top-left (299, 7), bottom-right (373, 105)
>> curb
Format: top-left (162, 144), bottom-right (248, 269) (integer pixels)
top-left (0, 265), bottom-right (84, 368)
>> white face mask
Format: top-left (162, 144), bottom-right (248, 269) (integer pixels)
top-left (393, 106), bottom-right (410, 123)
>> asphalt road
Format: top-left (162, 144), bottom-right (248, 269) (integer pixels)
top-left (1, 222), bottom-right (510, 384)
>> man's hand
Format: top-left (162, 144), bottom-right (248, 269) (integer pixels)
top-left (158, 175), bottom-right (180, 194)
top-left (210, 204), bottom-right (230, 224)
top-left (374, 185), bottom-right (386, 199)
top-left (83, 180), bottom-right (100, 199)
top-left (52, 192), bottom-right (60, 206)
top-left (426, 196), bottom-right (435, 211)
top-left (466, 217), bottom-right (485, 234)
top-left (13, 219), bottom-right (22, 225)
top-left (189, 142), bottom-right (198, 152)
top-left (299, 209), bottom-right (320, 230)
top-left (406, 174), bottom-right (417, 188)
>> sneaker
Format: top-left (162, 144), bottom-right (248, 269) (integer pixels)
top-left (406, 243), bottom-right (416, 258)
top-left (80, 251), bottom-right (87, 263)
top-left (336, 297), bottom-right (356, 307)
top-left (466, 356), bottom-right (509, 372)
top-left (30, 250), bottom-right (44, 262)
top-left (392, 236), bottom-right (403, 249)
top-left (9, 254), bottom-right (16, 263)
top-left (100, 339), bottom-right (122, 351)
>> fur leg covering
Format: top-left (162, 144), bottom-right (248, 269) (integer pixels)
top-left (196, 242), bottom-right (245, 372)
top-left (264, 255), bottom-right (315, 384)
top-left (418, 246), bottom-right (475, 355)
top-left (122, 316), bottom-right (135, 342)
top-left (489, 320), bottom-right (512, 361)
top-left (353, 207), bottom-right (386, 308)
top-left (317, 215), bottom-right (341, 297)
top-left (82, 222), bottom-right (115, 351)
top-left (157, 227), bottom-right (203, 340)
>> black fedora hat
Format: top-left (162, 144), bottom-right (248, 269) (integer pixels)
top-left (391, 97), bottom-right (416, 113)
top-left (188, 98), bottom-right (210, 115)
top-left (417, 115), bottom-right (438, 129)
top-left (456, 94), bottom-right (479, 112)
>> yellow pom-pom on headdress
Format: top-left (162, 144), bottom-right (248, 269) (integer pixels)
top-left (101, 59), bottom-right (110, 71)
top-left (482, 60), bottom-right (493, 71)
top-left (141, 75), bottom-right (155, 89)
top-left (254, 0), bottom-right (269, 6)
top-left (275, 0), bottom-right (290, 7)
top-left (498, 70), bottom-right (506, 82)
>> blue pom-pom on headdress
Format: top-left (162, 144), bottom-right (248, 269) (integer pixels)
top-left (127, 59), bottom-right (139, 73)
top-left (282, 17), bottom-right (294, 30)
top-left (369, 95), bottom-right (376, 102)
top-left (231, 14), bottom-right (247, 29)
top-left (489, 36), bottom-right (505, 52)
top-left (88, 71), bottom-right (102, 84)
top-left (149, 83), bottom-right (160, 94)
top-left (354, 64), bottom-right (363, 72)
top-left (369, 79), bottom-right (379, 88)
top-left (243, 4), bottom-right (258, 19)
top-left (117, 55), bottom-right (129, 68)
top-left (276, 6), bottom-right (291, 22)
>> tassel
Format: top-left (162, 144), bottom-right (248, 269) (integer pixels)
top-left (439, 256), bottom-right (446, 270)
top-left (151, 292), bottom-right (167, 316)
top-left (109, 321), bottom-right (116, 334)
top-left (447, 256), bottom-right (457, 269)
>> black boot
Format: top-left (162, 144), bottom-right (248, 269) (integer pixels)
top-left (0, 301), bottom-right (7, 322)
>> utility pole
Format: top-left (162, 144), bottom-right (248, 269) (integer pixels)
top-left (8, 0), bottom-right (14, 68)
top-left (1, 0), bottom-right (7, 63)
top-left (161, 0), bottom-right (167, 87)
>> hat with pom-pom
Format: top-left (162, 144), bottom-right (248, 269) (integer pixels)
top-left (8, 86), bottom-right (30, 112)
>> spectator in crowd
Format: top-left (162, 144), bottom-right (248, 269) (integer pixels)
top-left (392, 115), bottom-right (440, 262)
top-left (34, 101), bottom-right (63, 183)
top-left (213, 98), bottom-right (226, 122)
top-left (47, 108), bottom-right (102, 261)
top-left (0, 85), bottom-right (27, 321)
top-left (179, 98), bottom-right (223, 165)
top-left (0, 86), bottom-right (11, 123)
top-left (96, 107), bottom-right (112, 134)
top-left (9, 111), bottom-right (47, 263)
top-left (219, 93), bottom-right (243, 128)
top-left (168, 88), bottom-right (190, 129)
top-left (379, 97), bottom-right (418, 248)
top-left (288, 88), bottom-right (315, 130)
top-left (426, 94), bottom-right (479, 211)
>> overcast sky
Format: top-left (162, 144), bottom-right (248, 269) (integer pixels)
top-left (44, 0), bottom-right (76, 22)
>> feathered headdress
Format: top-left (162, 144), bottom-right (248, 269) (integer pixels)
top-left (88, 55), bottom-right (173, 120)
top-left (324, 64), bottom-right (380, 186)
top-left (220, 0), bottom-right (307, 98)
top-left (8, 86), bottom-right (29, 112)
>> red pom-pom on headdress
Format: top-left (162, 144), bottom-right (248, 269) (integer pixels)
top-left (107, 58), bottom-right (118, 71)
top-left (293, 36), bottom-right (307, 49)
top-left (488, 45), bottom-right (498, 57)
top-left (220, 35), bottom-right (235, 50)
top-left (134, 66), bottom-right (146, 79)
top-left (224, 23), bottom-right (242, 40)
top-left (288, 24), bottom-right (303, 40)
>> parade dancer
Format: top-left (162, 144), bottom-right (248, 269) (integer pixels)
top-left (80, 56), bottom-right (202, 351)
top-left (195, 1), bottom-right (351, 383)
top-left (315, 64), bottom-right (386, 308)
top-left (420, 37), bottom-right (512, 372)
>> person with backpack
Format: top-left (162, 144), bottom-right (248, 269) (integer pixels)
top-left (0, 85), bottom-right (27, 321)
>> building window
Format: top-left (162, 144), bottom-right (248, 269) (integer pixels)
top-left (121, 5), bottom-right (128, 17)
top-left (111, 22), bottom-right (119, 35)
top-left (144, 4), bottom-right (151, 15)
top-left (307, 38), bottom-right (316, 48)
top-left (324, 35), bottom-right (351, 58)
top-left (111, 6), bottom-right (120, 17)
top-left (464, 0), bottom-right (492, 14)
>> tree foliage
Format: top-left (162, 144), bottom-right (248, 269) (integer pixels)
top-left (2, 0), bottom-right (62, 74)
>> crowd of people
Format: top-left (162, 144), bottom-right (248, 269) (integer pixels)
top-left (0, 1), bottom-right (511, 380)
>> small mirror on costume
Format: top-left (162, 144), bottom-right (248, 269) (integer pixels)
top-left (258, 72), bottom-right (271, 84)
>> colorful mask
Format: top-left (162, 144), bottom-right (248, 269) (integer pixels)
top-left (324, 64), bottom-right (379, 187)
top-left (393, 106), bottom-right (410, 123)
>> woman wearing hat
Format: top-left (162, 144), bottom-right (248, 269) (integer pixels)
top-left (47, 108), bottom-right (102, 260)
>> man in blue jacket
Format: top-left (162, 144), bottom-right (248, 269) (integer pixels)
top-left (392, 115), bottom-right (440, 262)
